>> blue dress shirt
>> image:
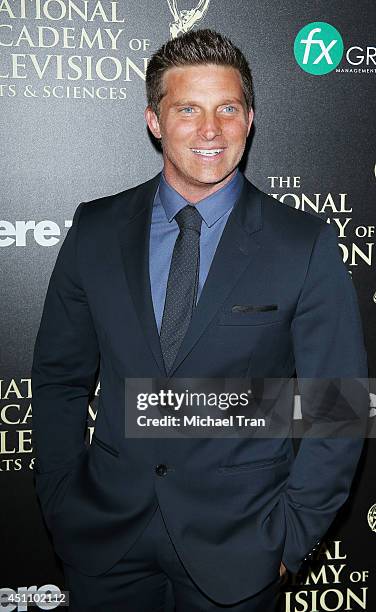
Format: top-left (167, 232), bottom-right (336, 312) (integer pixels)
top-left (149, 170), bottom-right (244, 332)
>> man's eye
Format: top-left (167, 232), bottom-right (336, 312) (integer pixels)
top-left (180, 107), bottom-right (194, 113)
top-left (223, 105), bottom-right (236, 113)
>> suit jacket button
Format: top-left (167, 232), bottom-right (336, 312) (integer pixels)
top-left (155, 464), bottom-right (168, 476)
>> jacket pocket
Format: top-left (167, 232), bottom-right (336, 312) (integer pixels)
top-left (217, 454), bottom-right (288, 474)
top-left (232, 304), bottom-right (278, 313)
top-left (219, 306), bottom-right (283, 326)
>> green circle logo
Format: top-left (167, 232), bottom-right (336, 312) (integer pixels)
top-left (294, 22), bottom-right (344, 75)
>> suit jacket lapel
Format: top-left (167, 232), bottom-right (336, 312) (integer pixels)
top-left (116, 174), bottom-right (263, 378)
top-left (168, 178), bottom-right (263, 376)
top-left (116, 173), bottom-right (167, 376)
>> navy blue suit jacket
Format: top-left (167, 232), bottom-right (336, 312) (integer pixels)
top-left (31, 174), bottom-right (368, 604)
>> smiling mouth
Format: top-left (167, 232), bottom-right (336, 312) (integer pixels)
top-left (191, 148), bottom-right (226, 157)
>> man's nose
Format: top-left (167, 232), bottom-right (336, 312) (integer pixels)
top-left (197, 112), bottom-right (222, 140)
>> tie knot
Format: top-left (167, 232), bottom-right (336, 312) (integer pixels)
top-left (175, 205), bottom-right (202, 234)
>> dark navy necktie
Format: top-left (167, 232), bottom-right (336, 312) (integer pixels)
top-left (160, 204), bottom-right (202, 374)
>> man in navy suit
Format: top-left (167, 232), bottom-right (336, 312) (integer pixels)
top-left (31, 29), bottom-right (368, 611)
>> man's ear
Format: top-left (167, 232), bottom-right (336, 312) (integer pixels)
top-left (246, 107), bottom-right (254, 136)
top-left (145, 106), bottom-right (161, 139)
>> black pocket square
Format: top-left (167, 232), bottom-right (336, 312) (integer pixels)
top-left (231, 304), bottom-right (278, 313)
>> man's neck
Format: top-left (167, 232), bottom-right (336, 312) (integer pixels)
top-left (162, 168), bottom-right (238, 204)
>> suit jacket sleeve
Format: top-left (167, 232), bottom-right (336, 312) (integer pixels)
top-left (281, 221), bottom-right (369, 572)
top-left (31, 202), bottom-right (100, 522)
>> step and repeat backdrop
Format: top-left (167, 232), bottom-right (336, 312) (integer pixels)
top-left (1, 0), bottom-right (375, 610)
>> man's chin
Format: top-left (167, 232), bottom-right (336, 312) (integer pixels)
top-left (185, 168), bottom-right (237, 188)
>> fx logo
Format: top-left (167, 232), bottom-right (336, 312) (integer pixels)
top-left (294, 22), bottom-right (344, 75)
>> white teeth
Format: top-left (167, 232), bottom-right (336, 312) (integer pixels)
top-left (192, 149), bottom-right (224, 156)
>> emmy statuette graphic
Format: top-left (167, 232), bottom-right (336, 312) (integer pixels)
top-left (167, 0), bottom-right (211, 38)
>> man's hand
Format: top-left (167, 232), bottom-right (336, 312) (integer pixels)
top-left (279, 562), bottom-right (287, 577)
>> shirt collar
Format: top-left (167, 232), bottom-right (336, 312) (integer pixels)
top-left (158, 169), bottom-right (244, 228)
